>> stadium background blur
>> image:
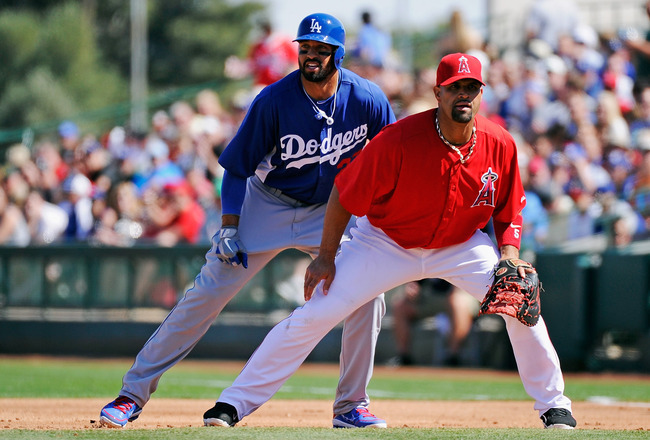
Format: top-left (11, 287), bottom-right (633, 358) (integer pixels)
top-left (0, 0), bottom-right (648, 373)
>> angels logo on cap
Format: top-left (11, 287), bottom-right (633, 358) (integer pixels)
top-left (436, 52), bottom-right (485, 87)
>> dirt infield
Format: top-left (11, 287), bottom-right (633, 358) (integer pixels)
top-left (2, 363), bottom-right (648, 431)
top-left (1, 398), bottom-right (648, 430)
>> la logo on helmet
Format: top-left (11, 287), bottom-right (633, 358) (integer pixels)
top-left (310, 19), bottom-right (322, 33)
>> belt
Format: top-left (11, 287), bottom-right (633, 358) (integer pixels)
top-left (257, 179), bottom-right (313, 208)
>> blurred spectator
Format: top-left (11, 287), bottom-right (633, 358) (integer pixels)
top-left (195, 88), bottom-right (233, 151)
top-left (143, 180), bottom-right (206, 246)
top-left (596, 90), bottom-right (631, 150)
top-left (439, 9), bottom-right (485, 56)
top-left (59, 173), bottom-right (94, 242)
top-left (185, 168), bottom-right (221, 242)
top-left (32, 141), bottom-right (69, 202)
top-left (400, 68), bottom-right (437, 118)
top-left (525, 0), bottom-right (580, 52)
top-left (625, 136), bottom-right (650, 221)
top-left (151, 110), bottom-right (178, 144)
top-left (601, 48), bottom-right (636, 115)
top-left (630, 86), bottom-right (650, 140)
top-left (24, 189), bottom-right (68, 244)
top-left (570, 24), bottom-right (606, 98)
top-left (140, 137), bottom-right (185, 195)
top-left (224, 19), bottom-right (296, 88)
top-left (352, 11), bottom-right (392, 68)
top-left (620, 0), bottom-right (650, 83)
top-left (520, 163), bottom-right (550, 261)
top-left (609, 215), bottom-right (635, 248)
top-left (388, 279), bottom-right (477, 367)
top-left (91, 181), bottom-right (145, 246)
top-left (0, 183), bottom-right (30, 246)
top-left (58, 120), bottom-right (81, 166)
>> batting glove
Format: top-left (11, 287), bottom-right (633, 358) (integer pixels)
top-left (216, 226), bottom-right (248, 268)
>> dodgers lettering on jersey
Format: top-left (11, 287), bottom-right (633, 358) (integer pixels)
top-left (218, 69), bottom-right (395, 205)
top-left (280, 125), bottom-right (369, 169)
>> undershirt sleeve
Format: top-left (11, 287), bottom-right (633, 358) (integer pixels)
top-left (220, 170), bottom-right (247, 216)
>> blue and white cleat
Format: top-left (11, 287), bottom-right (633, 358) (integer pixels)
top-left (99, 396), bottom-right (143, 428)
top-left (333, 406), bottom-right (387, 428)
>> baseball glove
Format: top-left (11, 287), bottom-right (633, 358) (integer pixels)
top-left (479, 259), bottom-right (542, 327)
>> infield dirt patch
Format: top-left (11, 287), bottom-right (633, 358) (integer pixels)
top-left (1, 398), bottom-right (647, 430)
top-left (2, 363), bottom-right (648, 431)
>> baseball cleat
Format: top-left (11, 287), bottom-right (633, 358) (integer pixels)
top-left (540, 408), bottom-right (577, 429)
top-left (203, 401), bottom-right (239, 427)
top-left (99, 396), bottom-right (142, 428)
top-left (333, 406), bottom-right (387, 428)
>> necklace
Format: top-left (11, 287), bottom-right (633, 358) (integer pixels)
top-left (302, 85), bottom-right (336, 126)
top-left (435, 112), bottom-right (477, 164)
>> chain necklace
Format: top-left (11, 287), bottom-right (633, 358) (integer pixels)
top-left (435, 112), bottom-right (477, 164)
top-left (302, 84), bottom-right (336, 126)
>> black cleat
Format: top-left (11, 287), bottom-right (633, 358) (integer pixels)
top-left (540, 408), bottom-right (577, 429)
top-left (203, 402), bottom-right (239, 427)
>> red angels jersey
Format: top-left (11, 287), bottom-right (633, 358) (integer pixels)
top-left (335, 109), bottom-right (525, 250)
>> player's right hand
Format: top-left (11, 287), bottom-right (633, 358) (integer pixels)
top-left (303, 256), bottom-right (336, 301)
top-left (216, 226), bottom-right (248, 268)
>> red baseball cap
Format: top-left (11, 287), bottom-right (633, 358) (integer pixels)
top-left (436, 53), bottom-right (485, 87)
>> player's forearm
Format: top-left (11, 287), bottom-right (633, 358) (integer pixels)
top-left (499, 245), bottom-right (519, 260)
top-left (221, 214), bottom-right (240, 227)
top-left (318, 186), bottom-right (352, 261)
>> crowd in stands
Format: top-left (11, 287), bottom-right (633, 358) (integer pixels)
top-left (1, 4), bottom-right (650, 260)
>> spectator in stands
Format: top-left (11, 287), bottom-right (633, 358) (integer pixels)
top-left (31, 141), bottom-right (69, 203)
top-left (624, 132), bottom-right (650, 223)
top-left (571, 24), bottom-right (606, 98)
top-left (388, 279), bottom-right (477, 367)
top-left (139, 137), bottom-right (185, 195)
top-left (352, 11), bottom-right (392, 68)
top-left (630, 86), bottom-right (650, 141)
top-left (143, 180), bottom-right (206, 246)
top-left (0, 182), bottom-right (30, 246)
top-left (609, 215), bottom-right (635, 248)
top-left (525, 0), bottom-right (580, 52)
top-left (224, 19), bottom-right (296, 88)
top-left (23, 189), bottom-right (68, 244)
top-left (620, 0), bottom-right (650, 83)
top-left (520, 161), bottom-right (550, 261)
top-left (59, 173), bottom-right (94, 242)
top-left (58, 120), bottom-right (81, 166)
top-left (91, 181), bottom-right (145, 246)
top-left (596, 90), bottom-right (631, 152)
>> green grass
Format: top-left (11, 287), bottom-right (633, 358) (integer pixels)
top-left (1, 356), bottom-right (648, 403)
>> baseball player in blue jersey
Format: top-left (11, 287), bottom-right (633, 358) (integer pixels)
top-left (99, 12), bottom-right (396, 429)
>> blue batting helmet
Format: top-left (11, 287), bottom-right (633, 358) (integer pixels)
top-left (294, 13), bottom-right (345, 68)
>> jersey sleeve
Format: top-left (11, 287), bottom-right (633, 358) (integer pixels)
top-left (491, 131), bottom-right (526, 249)
top-left (220, 170), bottom-right (248, 216)
top-left (335, 124), bottom-right (401, 217)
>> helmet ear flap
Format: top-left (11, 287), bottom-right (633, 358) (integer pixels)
top-left (334, 45), bottom-right (345, 68)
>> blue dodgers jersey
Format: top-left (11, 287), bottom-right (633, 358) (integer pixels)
top-left (218, 69), bottom-right (396, 205)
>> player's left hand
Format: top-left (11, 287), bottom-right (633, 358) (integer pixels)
top-left (216, 226), bottom-right (248, 268)
top-left (303, 256), bottom-right (336, 301)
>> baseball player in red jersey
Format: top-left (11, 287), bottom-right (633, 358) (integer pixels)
top-left (209, 53), bottom-right (577, 429)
